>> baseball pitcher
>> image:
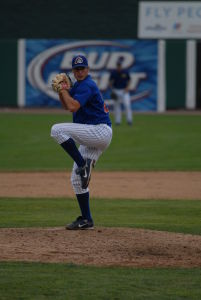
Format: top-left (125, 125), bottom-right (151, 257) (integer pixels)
top-left (51, 55), bottom-right (112, 230)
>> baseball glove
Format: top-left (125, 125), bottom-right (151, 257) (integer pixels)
top-left (52, 73), bottom-right (72, 93)
top-left (111, 91), bottom-right (118, 101)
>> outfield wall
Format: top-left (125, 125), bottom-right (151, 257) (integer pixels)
top-left (0, 1), bottom-right (199, 110)
top-left (0, 40), bottom-right (17, 107)
top-left (0, 39), bottom-right (197, 111)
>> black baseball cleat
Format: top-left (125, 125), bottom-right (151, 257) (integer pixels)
top-left (76, 159), bottom-right (95, 189)
top-left (66, 216), bottom-right (94, 230)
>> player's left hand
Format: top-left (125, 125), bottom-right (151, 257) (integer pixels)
top-left (52, 73), bottom-right (72, 93)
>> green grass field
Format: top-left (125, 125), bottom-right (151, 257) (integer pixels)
top-left (0, 113), bottom-right (201, 171)
top-left (0, 198), bottom-right (201, 235)
top-left (0, 112), bottom-right (201, 299)
top-left (0, 262), bottom-right (201, 300)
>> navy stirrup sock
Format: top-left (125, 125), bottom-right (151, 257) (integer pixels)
top-left (76, 192), bottom-right (92, 221)
top-left (60, 138), bottom-right (85, 167)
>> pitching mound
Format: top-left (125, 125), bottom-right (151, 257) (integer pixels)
top-left (1, 227), bottom-right (201, 267)
top-left (1, 171), bottom-right (201, 267)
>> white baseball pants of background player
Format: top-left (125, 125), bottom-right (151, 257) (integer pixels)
top-left (113, 89), bottom-right (133, 125)
top-left (51, 123), bottom-right (112, 194)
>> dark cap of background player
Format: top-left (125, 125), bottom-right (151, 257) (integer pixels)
top-left (116, 56), bottom-right (124, 66)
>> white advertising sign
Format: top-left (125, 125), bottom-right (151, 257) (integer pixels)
top-left (138, 1), bottom-right (201, 38)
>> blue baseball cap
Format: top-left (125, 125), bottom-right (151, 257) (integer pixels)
top-left (72, 55), bottom-right (88, 69)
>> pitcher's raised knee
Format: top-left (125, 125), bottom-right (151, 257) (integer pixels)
top-left (50, 124), bottom-right (60, 139)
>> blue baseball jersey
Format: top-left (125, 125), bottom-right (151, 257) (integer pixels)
top-left (69, 75), bottom-right (111, 127)
top-left (110, 70), bottom-right (130, 89)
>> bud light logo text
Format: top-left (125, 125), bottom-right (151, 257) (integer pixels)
top-left (26, 39), bottom-right (158, 111)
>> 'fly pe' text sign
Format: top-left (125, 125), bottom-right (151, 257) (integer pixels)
top-left (138, 1), bottom-right (201, 38)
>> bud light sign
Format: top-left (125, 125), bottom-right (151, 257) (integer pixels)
top-left (25, 39), bottom-right (158, 111)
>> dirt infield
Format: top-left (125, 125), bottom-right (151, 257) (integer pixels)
top-left (1, 171), bottom-right (201, 199)
top-left (0, 171), bottom-right (201, 267)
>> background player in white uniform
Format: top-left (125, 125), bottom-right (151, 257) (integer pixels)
top-left (109, 57), bottom-right (133, 125)
top-left (51, 55), bottom-right (112, 230)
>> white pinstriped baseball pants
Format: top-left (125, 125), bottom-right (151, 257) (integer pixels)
top-left (51, 123), bottom-right (112, 194)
